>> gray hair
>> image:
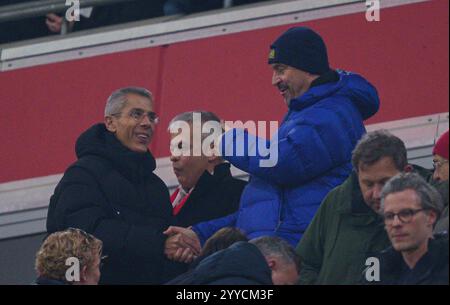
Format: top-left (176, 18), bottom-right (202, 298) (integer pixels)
top-left (250, 236), bottom-right (300, 273)
top-left (169, 110), bottom-right (220, 126)
top-left (381, 173), bottom-right (444, 222)
top-left (104, 87), bottom-right (153, 117)
top-left (352, 130), bottom-right (407, 172)
top-left (168, 110), bottom-right (223, 140)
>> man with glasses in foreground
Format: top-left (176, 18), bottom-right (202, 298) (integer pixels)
top-left (47, 87), bottom-right (177, 284)
top-left (375, 173), bottom-right (448, 284)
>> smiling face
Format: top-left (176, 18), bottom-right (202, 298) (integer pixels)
top-left (105, 93), bottom-right (155, 153)
top-left (169, 126), bottom-right (211, 190)
top-left (271, 63), bottom-right (314, 106)
top-left (383, 189), bottom-right (436, 254)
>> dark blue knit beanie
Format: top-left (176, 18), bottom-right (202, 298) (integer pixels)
top-left (268, 27), bottom-right (330, 75)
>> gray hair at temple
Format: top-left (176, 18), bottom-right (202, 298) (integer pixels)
top-left (381, 172), bottom-right (444, 223)
top-left (250, 236), bottom-right (301, 273)
top-left (352, 130), bottom-right (408, 172)
top-left (104, 87), bottom-right (153, 117)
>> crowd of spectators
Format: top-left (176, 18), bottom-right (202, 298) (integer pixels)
top-left (0, 0), bottom-right (271, 44)
top-left (18, 22), bottom-right (448, 285)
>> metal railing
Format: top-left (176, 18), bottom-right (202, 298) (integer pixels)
top-left (0, 0), bottom-right (139, 23)
top-left (0, 0), bottom-right (237, 23)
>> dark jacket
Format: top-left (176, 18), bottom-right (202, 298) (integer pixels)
top-left (163, 163), bottom-right (246, 282)
top-left (194, 70), bottom-right (380, 247)
top-left (173, 162), bottom-right (246, 227)
top-left (46, 124), bottom-right (173, 284)
top-left (166, 241), bottom-right (273, 285)
top-left (296, 171), bottom-right (391, 285)
top-left (374, 233), bottom-right (449, 285)
top-left (73, 0), bottom-right (165, 31)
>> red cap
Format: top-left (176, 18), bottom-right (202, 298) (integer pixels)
top-left (433, 130), bottom-right (449, 159)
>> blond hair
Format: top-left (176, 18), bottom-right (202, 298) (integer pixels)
top-left (35, 228), bottom-right (102, 282)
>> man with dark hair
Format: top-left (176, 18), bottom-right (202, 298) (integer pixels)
top-left (296, 130), bottom-right (413, 285)
top-left (46, 87), bottom-right (177, 284)
top-left (374, 173), bottom-right (448, 285)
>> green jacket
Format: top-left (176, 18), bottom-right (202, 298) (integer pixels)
top-left (296, 172), bottom-right (390, 285)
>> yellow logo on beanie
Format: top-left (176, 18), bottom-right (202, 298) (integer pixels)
top-left (269, 49), bottom-right (276, 60)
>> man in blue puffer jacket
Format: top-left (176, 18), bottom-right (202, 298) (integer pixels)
top-left (164, 26), bottom-right (380, 261)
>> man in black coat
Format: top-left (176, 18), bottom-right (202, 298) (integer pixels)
top-left (46, 87), bottom-right (180, 284)
top-left (163, 111), bottom-right (246, 281)
top-left (167, 111), bottom-right (246, 227)
top-left (367, 173), bottom-right (448, 285)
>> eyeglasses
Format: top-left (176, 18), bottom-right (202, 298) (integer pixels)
top-left (112, 109), bottom-right (159, 124)
top-left (432, 159), bottom-right (448, 170)
top-left (383, 208), bottom-right (427, 225)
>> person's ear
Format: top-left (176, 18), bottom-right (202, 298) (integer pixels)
top-left (105, 116), bottom-right (116, 133)
top-left (427, 210), bottom-right (438, 227)
top-left (404, 164), bottom-right (413, 173)
top-left (206, 142), bottom-right (220, 162)
top-left (79, 265), bottom-right (89, 283)
top-left (266, 258), bottom-right (276, 270)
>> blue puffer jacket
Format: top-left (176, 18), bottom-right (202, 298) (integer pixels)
top-left (192, 70), bottom-right (380, 247)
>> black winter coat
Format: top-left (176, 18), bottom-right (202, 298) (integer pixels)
top-left (375, 233), bottom-right (449, 285)
top-left (166, 241), bottom-right (273, 285)
top-left (46, 124), bottom-right (173, 284)
top-left (163, 163), bottom-right (246, 282)
top-left (173, 162), bottom-right (246, 227)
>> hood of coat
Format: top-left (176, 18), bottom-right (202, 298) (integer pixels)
top-left (289, 70), bottom-right (380, 121)
top-left (189, 242), bottom-right (273, 285)
top-left (75, 123), bottom-right (156, 181)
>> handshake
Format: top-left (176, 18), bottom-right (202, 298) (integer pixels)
top-left (163, 226), bottom-right (201, 263)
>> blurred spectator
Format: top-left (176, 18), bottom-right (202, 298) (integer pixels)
top-left (432, 130), bottom-right (449, 182)
top-left (432, 130), bottom-right (449, 233)
top-left (250, 236), bottom-right (300, 285)
top-left (46, 0), bottom-right (165, 34)
top-left (200, 227), bottom-right (248, 258)
top-left (374, 173), bottom-right (448, 285)
top-left (35, 228), bottom-right (103, 285)
top-left (164, 0), bottom-right (270, 15)
top-left (167, 236), bottom-right (299, 285)
top-left (46, 87), bottom-right (179, 284)
top-left (0, 0), bottom-right (52, 44)
top-left (296, 130), bottom-right (416, 285)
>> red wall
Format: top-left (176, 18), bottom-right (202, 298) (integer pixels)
top-left (0, 0), bottom-right (448, 183)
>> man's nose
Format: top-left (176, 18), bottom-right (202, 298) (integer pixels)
top-left (433, 169), bottom-right (441, 181)
top-left (140, 114), bottom-right (152, 126)
top-left (373, 184), bottom-right (383, 199)
top-left (392, 214), bottom-right (402, 227)
top-left (170, 154), bottom-right (179, 162)
top-left (272, 71), bottom-right (280, 86)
